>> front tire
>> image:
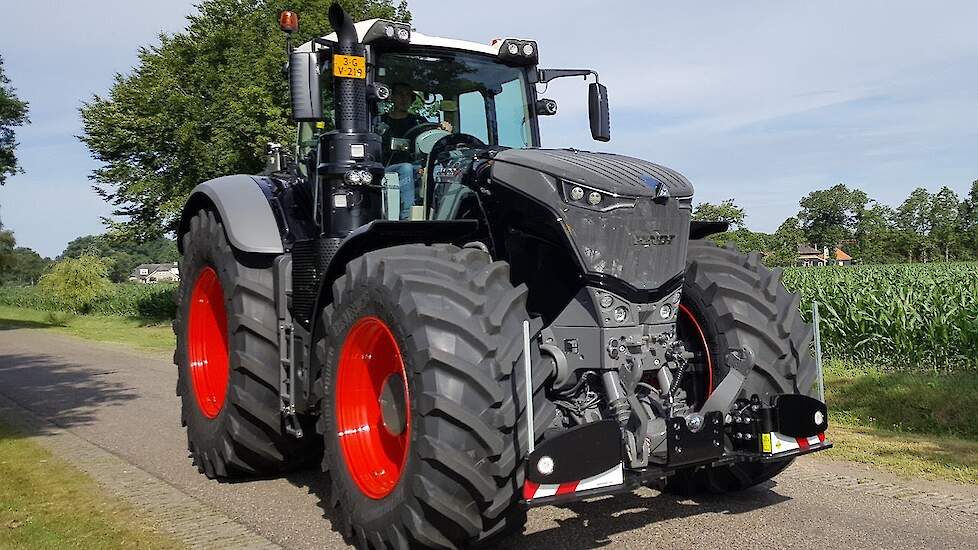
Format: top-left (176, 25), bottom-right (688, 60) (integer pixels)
top-left (667, 241), bottom-right (814, 494)
top-left (314, 244), bottom-right (554, 549)
top-left (175, 209), bottom-right (319, 478)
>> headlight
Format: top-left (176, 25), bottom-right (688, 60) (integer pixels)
top-left (561, 180), bottom-right (637, 212)
top-left (507, 43), bottom-right (519, 55)
top-left (522, 43), bottom-right (534, 56)
top-left (396, 27), bottom-right (410, 41)
top-left (384, 24), bottom-right (395, 38)
top-left (343, 170), bottom-right (372, 185)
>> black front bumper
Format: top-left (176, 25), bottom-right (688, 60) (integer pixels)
top-left (521, 394), bottom-right (832, 508)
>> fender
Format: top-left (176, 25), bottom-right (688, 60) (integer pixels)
top-left (306, 219), bottom-right (479, 335)
top-left (177, 175), bottom-right (286, 254)
top-left (689, 220), bottom-right (729, 240)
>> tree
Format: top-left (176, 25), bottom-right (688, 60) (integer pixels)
top-left (61, 234), bottom-right (179, 282)
top-left (851, 201), bottom-right (896, 264)
top-left (958, 180), bottom-right (978, 258)
top-left (893, 187), bottom-right (934, 262)
top-left (80, 0), bottom-right (410, 240)
top-left (929, 186), bottom-right (960, 262)
top-left (2, 247), bottom-right (52, 285)
top-left (0, 227), bottom-right (14, 274)
top-left (0, 54), bottom-right (30, 185)
top-left (712, 228), bottom-right (771, 254)
top-left (766, 217), bottom-right (806, 267)
top-left (797, 184), bottom-right (868, 249)
top-left (38, 255), bottom-right (113, 313)
top-left (692, 199), bottom-right (746, 229)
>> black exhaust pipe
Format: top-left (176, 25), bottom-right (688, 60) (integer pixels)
top-left (328, 3), bottom-right (368, 134)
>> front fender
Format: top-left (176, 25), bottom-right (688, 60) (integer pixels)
top-left (306, 220), bottom-right (479, 334)
top-left (177, 175), bottom-right (285, 254)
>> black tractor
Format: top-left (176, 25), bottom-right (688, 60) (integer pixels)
top-left (174, 4), bottom-right (830, 548)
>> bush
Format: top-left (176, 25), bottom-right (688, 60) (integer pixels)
top-left (0, 281), bottom-right (176, 319)
top-left (37, 256), bottom-right (114, 313)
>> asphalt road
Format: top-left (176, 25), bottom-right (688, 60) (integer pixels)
top-left (1, 327), bottom-right (976, 550)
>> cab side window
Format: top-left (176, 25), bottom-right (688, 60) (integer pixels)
top-left (458, 90), bottom-right (489, 144)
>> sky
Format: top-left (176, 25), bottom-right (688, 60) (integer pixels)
top-left (1, 0), bottom-right (977, 258)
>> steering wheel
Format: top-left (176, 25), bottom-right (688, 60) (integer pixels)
top-left (402, 122), bottom-right (443, 143)
top-left (423, 133), bottom-right (487, 210)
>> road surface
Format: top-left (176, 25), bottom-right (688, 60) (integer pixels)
top-left (1, 327), bottom-right (976, 549)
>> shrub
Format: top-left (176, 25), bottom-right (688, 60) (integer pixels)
top-left (37, 256), bottom-right (114, 313)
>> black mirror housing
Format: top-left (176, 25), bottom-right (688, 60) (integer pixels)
top-left (288, 51), bottom-right (323, 122)
top-left (588, 82), bottom-right (610, 142)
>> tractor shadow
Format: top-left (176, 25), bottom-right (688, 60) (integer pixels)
top-left (498, 481), bottom-right (791, 549)
top-left (287, 467), bottom-right (790, 550)
top-left (0, 352), bottom-right (140, 437)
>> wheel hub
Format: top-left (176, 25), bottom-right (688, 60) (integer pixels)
top-left (335, 316), bottom-right (411, 499)
top-left (186, 266), bottom-right (230, 419)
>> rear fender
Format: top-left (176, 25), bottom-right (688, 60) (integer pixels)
top-left (177, 175), bottom-right (285, 254)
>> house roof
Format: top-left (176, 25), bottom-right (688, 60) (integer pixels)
top-left (132, 263), bottom-right (178, 275)
top-left (797, 245), bottom-right (820, 255)
top-left (834, 248), bottom-right (852, 261)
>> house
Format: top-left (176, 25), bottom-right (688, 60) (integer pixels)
top-left (796, 246), bottom-right (853, 267)
top-left (130, 262), bottom-right (180, 283)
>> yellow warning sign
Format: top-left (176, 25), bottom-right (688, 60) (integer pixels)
top-left (762, 433), bottom-right (772, 453)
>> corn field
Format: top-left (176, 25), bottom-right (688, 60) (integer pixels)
top-left (782, 262), bottom-right (978, 371)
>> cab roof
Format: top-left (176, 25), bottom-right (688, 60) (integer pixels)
top-left (294, 18), bottom-right (513, 56)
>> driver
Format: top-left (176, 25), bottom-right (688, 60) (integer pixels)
top-left (379, 83), bottom-right (452, 219)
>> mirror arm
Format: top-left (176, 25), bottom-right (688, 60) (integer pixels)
top-left (536, 68), bottom-right (599, 84)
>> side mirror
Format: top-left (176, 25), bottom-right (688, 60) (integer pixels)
top-left (288, 51), bottom-right (323, 122)
top-left (588, 82), bottom-right (610, 142)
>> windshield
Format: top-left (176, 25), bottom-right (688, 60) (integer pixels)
top-left (375, 51), bottom-right (534, 160)
top-left (295, 48), bottom-right (536, 220)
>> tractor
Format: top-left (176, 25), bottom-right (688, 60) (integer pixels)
top-left (174, 4), bottom-right (831, 548)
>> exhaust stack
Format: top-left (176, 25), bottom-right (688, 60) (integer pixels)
top-left (328, 4), bottom-right (368, 134)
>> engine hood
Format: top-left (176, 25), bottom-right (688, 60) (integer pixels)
top-left (492, 148), bottom-right (693, 199)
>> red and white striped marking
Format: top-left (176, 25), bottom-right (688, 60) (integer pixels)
top-left (769, 431), bottom-right (826, 453)
top-left (523, 463), bottom-right (624, 500)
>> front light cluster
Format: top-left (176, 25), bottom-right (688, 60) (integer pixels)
top-left (343, 169), bottom-right (373, 185)
top-left (561, 180), bottom-right (637, 212)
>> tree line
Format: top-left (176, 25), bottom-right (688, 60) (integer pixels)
top-left (695, 181), bottom-right (978, 266)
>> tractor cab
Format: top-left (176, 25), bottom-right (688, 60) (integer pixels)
top-left (288, 15), bottom-right (608, 221)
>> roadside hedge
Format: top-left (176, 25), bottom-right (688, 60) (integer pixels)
top-left (0, 283), bottom-right (176, 319)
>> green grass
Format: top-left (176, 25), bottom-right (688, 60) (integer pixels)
top-left (0, 305), bottom-right (174, 354)
top-left (0, 423), bottom-right (181, 549)
top-left (820, 360), bottom-right (978, 484)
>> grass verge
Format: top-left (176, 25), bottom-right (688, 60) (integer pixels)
top-left (0, 423), bottom-right (181, 549)
top-left (821, 361), bottom-right (978, 484)
top-left (0, 305), bottom-right (174, 354)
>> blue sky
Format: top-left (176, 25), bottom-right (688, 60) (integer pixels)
top-left (2, 0), bottom-right (977, 257)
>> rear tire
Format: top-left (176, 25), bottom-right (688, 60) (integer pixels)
top-left (314, 244), bottom-right (554, 549)
top-left (175, 209), bottom-right (319, 478)
top-left (666, 241), bottom-right (814, 494)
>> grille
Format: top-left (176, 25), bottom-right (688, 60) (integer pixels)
top-left (292, 237), bottom-right (343, 327)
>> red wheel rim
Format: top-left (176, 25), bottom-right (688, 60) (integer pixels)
top-left (187, 267), bottom-right (229, 419)
top-left (336, 316), bottom-right (411, 499)
top-left (679, 303), bottom-right (714, 397)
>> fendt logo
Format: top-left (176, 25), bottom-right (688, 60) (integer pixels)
top-left (634, 232), bottom-right (676, 247)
